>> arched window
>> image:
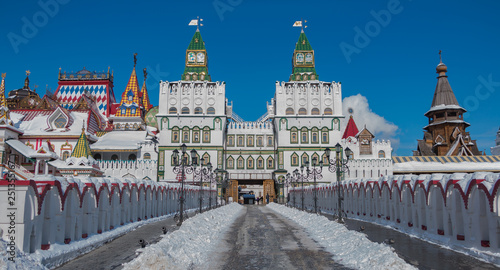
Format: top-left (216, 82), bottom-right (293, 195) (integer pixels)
top-left (194, 107), bottom-right (203, 114)
top-left (202, 153), bottom-right (210, 165)
top-left (311, 128), bottom-right (319, 143)
top-left (291, 128), bottom-right (298, 144)
top-left (93, 153), bottom-right (101, 160)
top-left (111, 154), bottom-right (118, 161)
top-left (237, 157), bottom-right (244, 169)
top-left (169, 107), bottom-right (177, 114)
top-left (286, 108), bottom-right (294, 115)
top-left (121, 108), bottom-right (126, 115)
top-left (128, 154), bottom-right (137, 161)
top-left (192, 127), bottom-right (200, 143)
top-left (207, 107), bottom-right (215, 114)
top-left (321, 128), bottom-right (329, 143)
top-left (54, 115), bottom-right (66, 128)
top-left (378, 150), bottom-right (386, 158)
top-left (181, 107), bottom-right (190, 114)
top-left (301, 128), bottom-right (308, 143)
top-left (227, 156), bottom-right (234, 169)
top-left (202, 127), bottom-right (210, 143)
top-left (291, 153), bottom-right (299, 166)
top-left (324, 108), bottom-right (333, 115)
top-left (257, 157), bottom-right (264, 169)
top-left (311, 108), bottom-right (320, 115)
top-left (298, 108), bottom-right (307, 115)
top-left (143, 153), bottom-right (151, 160)
top-left (172, 127), bottom-right (180, 143)
top-left (182, 127), bottom-right (190, 142)
top-left (62, 151), bottom-right (70, 161)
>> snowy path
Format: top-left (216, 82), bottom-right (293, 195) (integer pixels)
top-left (123, 203), bottom-right (244, 270)
top-left (267, 203), bottom-right (416, 270)
top-left (207, 204), bottom-right (349, 269)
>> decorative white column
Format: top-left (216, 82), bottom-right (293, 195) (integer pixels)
top-left (34, 160), bottom-right (40, 176)
top-left (44, 160), bottom-right (48, 175)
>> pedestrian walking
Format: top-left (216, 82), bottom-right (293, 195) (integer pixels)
top-left (266, 193), bottom-right (269, 204)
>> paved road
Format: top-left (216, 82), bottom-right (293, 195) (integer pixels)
top-left (339, 216), bottom-right (499, 270)
top-left (56, 215), bottom-right (180, 270)
top-left (205, 205), bottom-right (351, 270)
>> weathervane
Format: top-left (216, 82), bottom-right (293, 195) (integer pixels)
top-left (189, 16), bottom-right (204, 31)
top-left (134, 53), bottom-right (138, 67)
top-left (439, 50), bottom-right (442, 63)
top-left (143, 68), bottom-right (148, 81)
top-left (293, 18), bottom-right (308, 32)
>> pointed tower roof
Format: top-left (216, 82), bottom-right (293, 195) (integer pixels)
top-left (430, 52), bottom-right (464, 110)
top-left (0, 73), bottom-right (12, 126)
top-left (182, 30), bottom-right (211, 81)
top-left (0, 73), bottom-right (7, 108)
top-left (116, 54), bottom-right (142, 117)
top-left (71, 127), bottom-right (92, 158)
top-left (342, 115), bottom-right (359, 139)
top-left (141, 68), bottom-right (152, 111)
top-left (290, 30), bottom-right (318, 81)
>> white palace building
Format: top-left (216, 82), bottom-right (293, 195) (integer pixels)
top-left (156, 28), bottom-right (392, 201)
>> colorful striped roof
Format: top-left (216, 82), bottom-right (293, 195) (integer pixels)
top-left (115, 68), bottom-right (142, 117)
top-left (393, 155), bottom-right (500, 164)
top-left (0, 73), bottom-right (12, 125)
top-left (71, 128), bottom-right (92, 158)
top-left (141, 74), bottom-right (152, 111)
top-left (0, 73), bottom-right (6, 108)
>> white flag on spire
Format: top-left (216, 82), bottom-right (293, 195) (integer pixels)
top-left (189, 19), bottom-right (198, 26)
top-left (293, 21), bottom-right (302, 27)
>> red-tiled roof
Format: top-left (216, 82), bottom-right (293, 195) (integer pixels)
top-left (342, 115), bottom-right (359, 139)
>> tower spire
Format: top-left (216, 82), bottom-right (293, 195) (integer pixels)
top-left (289, 23), bottom-right (317, 81)
top-left (182, 24), bottom-right (211, 81)
top-left (141, 68), bottom-right (152, 111)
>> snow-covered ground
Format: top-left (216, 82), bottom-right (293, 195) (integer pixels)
top-left (123, 203), bottom-right (244, 270)
top-left (267, 203), bottom-right (416, 270)
top-left (0, 210), bottom-right (194, 269)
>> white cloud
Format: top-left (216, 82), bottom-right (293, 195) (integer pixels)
top-left (342, 94), bottom-right (398, 141)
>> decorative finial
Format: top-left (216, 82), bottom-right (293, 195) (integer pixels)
top-left (26, 70), bottom-right (30, 77)
top-left (143, 68), bottom-right (147, 80)
top-left (439, 50), bottom-right (442, 63)
top-left (134, 53), bottom-right (138, 67)
top-left (82, 120), bottom-right (86, 132)
top-left (1, 73), bottom-right (5, 79)
top-left (189, 16), bottom-right (203, 31)
top-left (293, 19), bottom-right (307, 32)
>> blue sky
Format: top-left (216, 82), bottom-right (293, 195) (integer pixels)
top-left (1, 0), bottom-right (499, 156)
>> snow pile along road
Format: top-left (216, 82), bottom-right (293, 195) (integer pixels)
top-left (123, 203), bottom-right (243, 270)
top-left (267, 203), bottom-right (416, 270)
top-left (0, 238), bottom-right (47, 270)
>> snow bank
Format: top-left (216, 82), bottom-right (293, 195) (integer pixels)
top-left (123, 203), bottom-right (243, 270)
top-left (0, 239), bottom-right (46, 270)
top-left (267, 203), bottom-right (416, 270)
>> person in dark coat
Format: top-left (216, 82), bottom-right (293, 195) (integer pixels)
top-left (266, 193), bottom-right (269, 204)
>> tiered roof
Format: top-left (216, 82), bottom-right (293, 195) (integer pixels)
top-left (115, 64), bottom-right (142, 117)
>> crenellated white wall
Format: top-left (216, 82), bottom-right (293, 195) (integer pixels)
top-left (97, 160), bottom-right (157, 180)
top-left (0, 176), bottom-right (216, 253)
top-left (289, 172), bottom-right (500, 256)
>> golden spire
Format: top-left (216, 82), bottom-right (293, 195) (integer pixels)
top-left (24, 70), bottom-right (30, 89)
top-left (0, 73), bottom-right (6, 107)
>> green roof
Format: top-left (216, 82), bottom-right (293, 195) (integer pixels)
top-left (187, 30), bottom-right (205, 50)
top-left (295, 31), bottom-right (313, 51)
top-left (71, 128), bottom-right (92, 158)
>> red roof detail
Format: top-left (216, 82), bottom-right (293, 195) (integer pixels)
top-left (342, 115), bottom-right (359, 139)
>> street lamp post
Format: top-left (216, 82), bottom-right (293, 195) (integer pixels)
top-left (298, 162), bottom-right (309, 211)
top-left (172, 144), bottom-right (198, 226)
top-left (284, 172), bottom-right (293, 206)
top-left (194, 159), bottom-right (213, 214)
top-left (292, 168), bottom-right (300, 209)
top-left (303, 157), bottom-right (323, 213)
top-left (325, 143), bottom-right (352, 223)
top-left (214, 169), bottom-right (228, 207)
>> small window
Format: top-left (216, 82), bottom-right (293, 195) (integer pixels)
top-left (257, 157), bottom-right (264, 169)
top-left (194, 107), bottom-right (203, 114)
top-left (111, 154), bottom-right (118, 160)
top-left (182, 128), bottom-right (190, 142)
top-left (286, 108), bottom-right (294, 115)
top-left (54, 115), bottom-right (66, 128)
top-left (322, 131), bottom-right (328, 143)
top-left (302, 154), bottom-right (309, 166)
top-left (312, 131), bottom-right (318, 143)
top-left (324, 108), bottom-right (333, 115)
top-left (143, 153), bottom-right (151, 160)
top-left (311, 108), bottom-right (320, 115)
top-left (247, 157), bottom-right (254, 169)
top-left (207, 107), bottom-right (215, 114)
top-left (227, 136), bottom-right (234, 146)
top-left (172, 129), bottom-right (180, 143)
top-left (237, 135), bottom-right (244, 147)
top-left (291, 131), bottom-right (298, 143)
top-left (202, 153), bottom-right (210, 165)
top-left (131, 108), bottom-right (136, 115)
top-left (256, 136), bottom-right (263, 147)
top-left (128, 154), bottom-right (137, 161)
top-left (181, 107), bottom-right (190, 114)
top-left (298, 108), bottom-right (307, 115)
top-left (237, 157), bottom-right (244, 169)
top-left (121, 109), bottom-right (126, 115)
top-left (267, 158), bottom-right (274, 169)
top-left (291, 154), bottom-right (299, 166)
top-left (203, 128), bottom-right (210, 143)
top-left (193, 130), bottom-right (200, 143)
top-left (62, 151), bottom-right (70, 161)
top-left (267, 136), bottom-right (273, 146)
top-left (378, 150), bottom-right (385, 158)
top-left (227, 157), bottom-right (234, 169)
top-left (247, 136), bottom-right (254, 147)
top-left (169, 107), bottom-right (177, 114)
